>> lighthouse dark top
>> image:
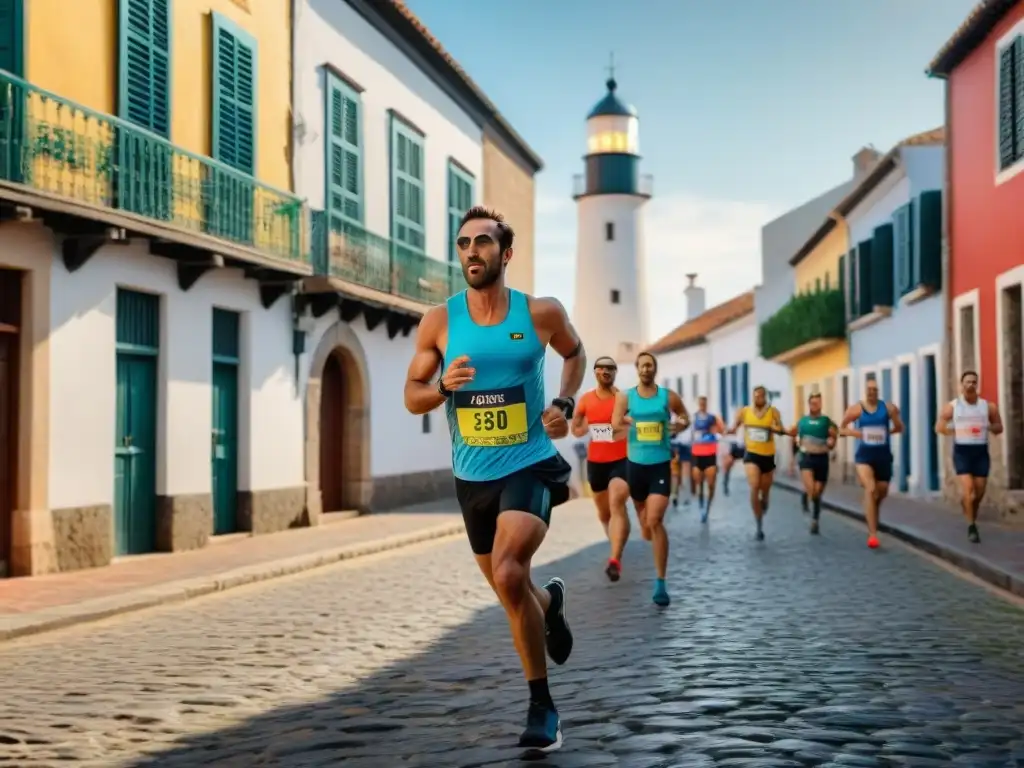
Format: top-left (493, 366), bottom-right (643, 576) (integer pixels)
top-left (575, 77), bottom-right (650, 200)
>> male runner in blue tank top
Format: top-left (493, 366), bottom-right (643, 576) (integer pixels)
top-left (839, 378), bottom-right (904, 549)
top-left (612, 352), bottom-right (689, 607)
top-left (403, 207), bottom-right (584, 754)
top-left (690, 395), bottom-right (725, 523)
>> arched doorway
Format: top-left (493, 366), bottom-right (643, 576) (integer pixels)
top-left (305, 322), bottom-right (372, 519)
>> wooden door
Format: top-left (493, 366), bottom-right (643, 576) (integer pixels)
top-left (0, 333), bottom-right (15, 577)
top-left (898, 364), bottom-right (912, 493)
top-left (924, 355), bottom-right (940, 491)
top-left (211, 362), bottom-right (238, 534)
top-left (319, 352), bottom-right (345, 512)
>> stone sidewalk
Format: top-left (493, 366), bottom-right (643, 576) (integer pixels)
top-left (0, 500), bottom-right (464, 642)
top-left (775, 476), bottom-right (1024, 597)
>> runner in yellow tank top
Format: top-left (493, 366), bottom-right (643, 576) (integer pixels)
top-left (727, 385), bottom-right (784, 541)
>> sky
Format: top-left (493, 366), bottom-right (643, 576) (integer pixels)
top-left (403, 0), bottom-right (976, 341)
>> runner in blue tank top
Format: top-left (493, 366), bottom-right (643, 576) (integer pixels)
top-left (690, 395), bottom-right (725, 523)
top-left (840, 378), bottom-right (904, 549)
top-left (403, 207), bottom-right (585, 754)
top-left (612, 352), bottom-right (689, 607)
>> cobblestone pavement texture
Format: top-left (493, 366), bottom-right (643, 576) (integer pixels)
top-left (2, 487), bottom-right (1024, 767)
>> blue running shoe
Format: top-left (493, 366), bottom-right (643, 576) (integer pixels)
top-left (652, 578), bottom-right (670, 607)
top-left (519, 702), bottom-right (562, 753)
top-left (700, 509), bottom-right (709, 524)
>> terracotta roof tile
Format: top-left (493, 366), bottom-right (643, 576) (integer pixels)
top-left (645, 291), bottom-right (755, 355)
top-left (928, 0), bottom-right (1018, 77)
top-left (384, 0), bottom-right (543, 171)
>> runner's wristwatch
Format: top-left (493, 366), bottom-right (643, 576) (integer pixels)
top-left (437, 377), bottom-right (452, 398)
top-left (552, 396), bottom-right (575, 419)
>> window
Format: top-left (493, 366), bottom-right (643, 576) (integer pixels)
top-left (692, 374), bottom-right (698, 398)
top-left (211, 13), bottom-right (257, 174)
top-left (390, 115), bottom-right (425, 251)
top-left (605, 222), bottom-right (614, 241)
top-left (610, 289), bottom-right (620, 304)
top-left (959, 303), bottom-right (977, 374)
top-left (729, 365), bottom-right (738, 406)
top-left (740, 362), bottom-right (750, 406)
top-left (718, 367), bottom-right (728, 418)
top-left (676, 377), bottom-right (683, 397)
top-left (422, 413), bottom-right (431, 434)
top-left (998, 35), bottom-right (1024, 172)
top-left (119, 0), bottom-right (171, 137)
top-left (326, 73), bottom-right (363, 227)
top-left (447, 161), bottom-right (474, 263)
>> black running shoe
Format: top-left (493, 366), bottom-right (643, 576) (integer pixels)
top-left (543, 577), bottom-right (573, 665)
top-left (968, 524), bottom-right (980, 543)
top-left (518, 702), bottom-right (562, 752)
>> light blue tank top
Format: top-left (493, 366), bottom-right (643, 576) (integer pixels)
top-left (855, 399), bottom-right (892, 463)
top-left (626, 386), bottom-right (672, 465)
top-left (444, 289), bottom-right (555, 482)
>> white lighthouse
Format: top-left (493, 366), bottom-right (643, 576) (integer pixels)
top-left (571, 72), bottom-right (651, 364)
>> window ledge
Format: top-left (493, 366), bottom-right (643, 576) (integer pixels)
top-left (847, 306), bottom-right (892, 332)
top-left (995, 157), bottom-right (1024, 187)
top-left (900, 284), bottom-right (938, 306)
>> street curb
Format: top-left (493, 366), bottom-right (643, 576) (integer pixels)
top-left (0, 520), bottom-right (466, 643)
top-left (773, 479), bottom-right (1024, 597)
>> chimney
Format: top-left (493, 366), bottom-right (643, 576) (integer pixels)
top-left (684, 273), bottom-right (705, 320)
top-left (852, 146), bottom-right (882, 180)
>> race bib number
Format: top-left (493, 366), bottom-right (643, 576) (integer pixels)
top-left (861, 426), bottom-right (887, 445)
top-left (454, 386), bottom-right (529, 447)
top-left (635, 421), bottom-right (664, 442)
top-left (747, 427), bottom-right (769, 443)
top-left (589, 424), bottom-right (614, 442)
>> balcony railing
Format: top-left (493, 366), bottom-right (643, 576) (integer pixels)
top-left (0, 69), bottom-right (304, 264)
top-left (572, 173), bottom-right (653, 198)
top-left (759, 288), bottom-right (846, 363)
top-left (311, 210), bottom-right (461, 305)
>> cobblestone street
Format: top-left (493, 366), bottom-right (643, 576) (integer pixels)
top-left (2, 488), bottom-right (1024, 767)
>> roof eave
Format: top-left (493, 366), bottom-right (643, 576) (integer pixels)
top-left (927, 0), bottom-right (1018, 78)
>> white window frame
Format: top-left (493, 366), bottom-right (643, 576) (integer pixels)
top-left (917, 342), bottom-right (946, 493)
top-left (893, 352), bottom-right (918, 493)
top-left (876, 359), bottom-right (894, 402)
top-left (994, 20), bottom-right (1024, 185)
top-left (834, 367), bottom-right (853, 471)
top-left (952, 288), bottom-right (981, 387)
top-left (995, 264), bottom-right (1024, 467)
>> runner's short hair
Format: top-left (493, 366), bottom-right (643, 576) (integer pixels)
top-left (458, 206), bottom-right (514, 252)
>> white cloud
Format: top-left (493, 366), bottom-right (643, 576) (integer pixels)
top-left (532, 192), bottom-right (786, 342)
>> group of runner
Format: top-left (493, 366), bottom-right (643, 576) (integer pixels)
top-left (403, 207), bottom-right (1005, 755)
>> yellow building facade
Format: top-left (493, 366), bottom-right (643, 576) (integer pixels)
top-left (789, 223), bottom-right (850, 421)
top-left (23, 0), bottom-right (292, 193)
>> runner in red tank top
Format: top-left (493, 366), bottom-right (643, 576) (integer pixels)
top-left (571, 357), bottom-right (631, 581)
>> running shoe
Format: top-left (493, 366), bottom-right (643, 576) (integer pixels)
top-left (867, 535), bottom-right (880, 549)
top-left (652, 578), bottom-right (670, 607)
top-left (543, 578), bottom-right (573, 665)
top-left (518, 702), bottom-right (562, 753)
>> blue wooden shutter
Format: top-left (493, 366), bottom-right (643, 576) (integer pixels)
top-left (447, 161), bottom-right (474, 263)
top-left (118, 0), bottom-right (171, 137)
top-left (871, 223), bottom-right (894, 306)
top-left (326, 73), bottom-right (362, 227)
top-left (740, 362), bottom-right (750, 406)
top-left (837, 254), bottom-right (846, 317)
top-left (718, 367), bottom-right (727, 418)
top-left (893, 202), bottom-right (912, 296)
top-left (390, 115), bottom-right (425, 251)
top-left (915, 190), bottom-right (943, 290)
top-left (856, 240), bottom-right (873, 316)
top-left (211, 13), bottom-right (256, 174)
top-left (847, 248), bottom-right (858, 317)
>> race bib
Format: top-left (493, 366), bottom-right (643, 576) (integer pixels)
top-left (747, 427), bottom-right (769, 443)
top-left (635, 421), bottom-right (664, 442)
top-left (861, 426), bottom-right (887, 445)
top-left (693, 429), bottom-right (706, 441)
top-left (589, 423), bottom-right (614, 442)
top-left (454, 386), bottom-right (529, 447)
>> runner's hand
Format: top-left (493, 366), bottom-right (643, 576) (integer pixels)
top-left (440, 355), bottom-right (474, 392)
top-left (542, 405), bottom-right (569, 439)
top-left (670, 421), bottom-right (686, 435)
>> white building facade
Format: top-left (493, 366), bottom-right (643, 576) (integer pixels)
top-left (842, 133), bottom-right (946, 496)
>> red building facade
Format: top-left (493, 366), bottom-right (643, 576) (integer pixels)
top-left (930, 0), bottom-right (1024, 507)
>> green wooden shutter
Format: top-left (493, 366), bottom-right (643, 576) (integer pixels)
top-left (326, 73), bottom-right (362, 228)
top-left (894, 202), bottom-right (913, 296)
top-left (871, 223), bottom-right (894, 307)
top-left (857, 239), bottom-right (873, 316)
top-left (390, 115), bottom-right (425, 251)
top-left (1015, 37), bottom-right (1024, 166)
top-left (0, 0), bottom-right (24, 76)
top-left (447, 161), bottom-right (474, 263)
top-left (837, 254), bottom-right (846, 317)
top-left (118, 0), bottom-right (171, 137)
top-left (999, 41), bottom-right (1017, 171)
top-left (211, 13), bottom-right (256, 174)
top-left (847, 248), bottom-right (857, 317)
top-left (915, 190), bottom-right (943, 290)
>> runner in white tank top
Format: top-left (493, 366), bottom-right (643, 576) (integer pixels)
top-left (935, 370), bottom-right (1004, 543)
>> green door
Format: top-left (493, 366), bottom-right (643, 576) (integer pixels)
top-left (0, 0), bottom-right (25, 184)
top-left (114, 289), bottom-right (159, 556)
top-left (211, 309), bottom-right (239, 534)
top-left (114, 353), bottom-right (158, 555)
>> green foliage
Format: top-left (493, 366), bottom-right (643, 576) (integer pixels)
top-left (759, 288), bottom-right (846, 360)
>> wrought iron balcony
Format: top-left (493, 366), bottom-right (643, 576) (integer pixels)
top-left (310, 210), bottom-right (461, 306)
top-left (0, 69), bottom-right (305, 266)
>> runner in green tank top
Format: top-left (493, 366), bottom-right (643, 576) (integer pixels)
top-left (783, 392), bottom-right (838, 535)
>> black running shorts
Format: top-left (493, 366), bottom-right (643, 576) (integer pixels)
top-left (454, 453), bottom-right (571, 556)
top-left (587, 458), bottom-right (628, 493)
top-left (729, 443), bottom-right (744, 460)
top-left (743, 452), bottom-right (776, 474)
top-left (953, 444), bottom-right (990, 478)
top-left (799, 452), bottom-right (830, 483)
top-left (692, 454), bottom-right (717, 472)
top-left (627, 460), bottom-right (672, 502)
top-left (857, 458), bottom-right (893, 484)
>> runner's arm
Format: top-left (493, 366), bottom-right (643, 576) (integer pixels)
top-left (887, 403), bottom-right (904, 435)
top-left (713, 416), bottom-right (726, 434)
top-left (403, 307), bottom-right (460, 415)
top-left (839, 404), bottom-right (862, 437)
top-left (727, 407), bottom-right (746, 434)
top-left (770, 407), bottom-right (786, 435)
top-left (827, 421), bottom-right (838, 448)
top-left (534, 297), bottom-right (586, 400)
top-left (669, 391), bottom-right (690, 432)
top-left (934, 401), bottom-right (955, 436)
top-left (570, 398), bottom-right (589, 438)
top-left (988, 402), bottom-right (1005, 435)
top-left (611, 391), bottom-right (629, 430)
